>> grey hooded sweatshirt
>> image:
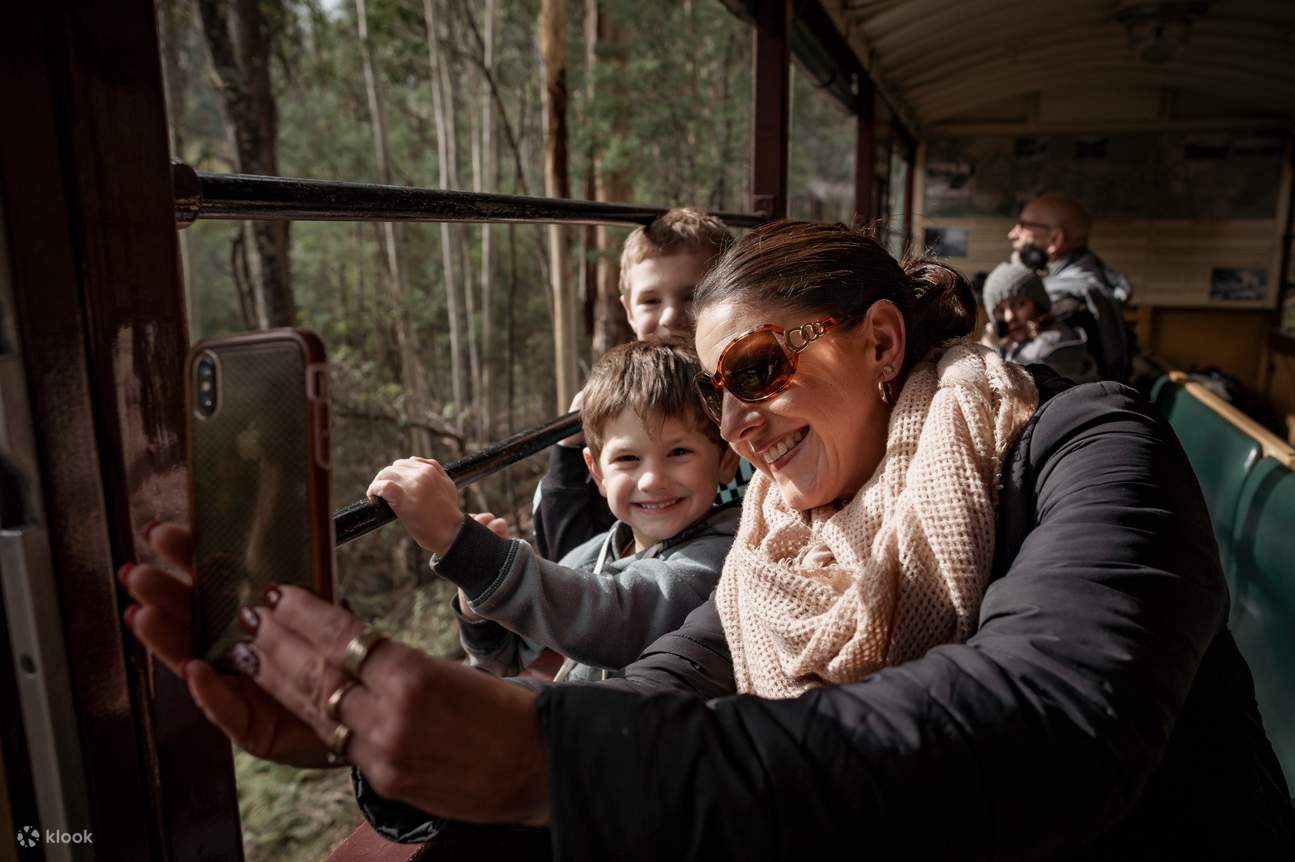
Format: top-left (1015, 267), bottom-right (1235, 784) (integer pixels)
top-left (439, 503), bottom-right (740, 681)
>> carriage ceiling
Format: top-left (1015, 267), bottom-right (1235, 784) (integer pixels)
top-left (826, 0), bottom-right (1295, 135)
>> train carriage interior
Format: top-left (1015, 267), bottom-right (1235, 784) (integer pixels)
top-left (2, 0), bottom-right (1294, 858)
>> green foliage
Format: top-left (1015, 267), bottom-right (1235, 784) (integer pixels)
top-left (788, 60), bottom-right (857, 224)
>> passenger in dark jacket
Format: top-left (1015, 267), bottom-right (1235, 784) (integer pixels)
top-left (1008, 192), bottom-right (1132, 380)
top-left (123, 222), bottom-right (1294, 862)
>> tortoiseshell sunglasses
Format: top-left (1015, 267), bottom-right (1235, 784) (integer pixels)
top-left (693, 314), bottom-right (841, 423)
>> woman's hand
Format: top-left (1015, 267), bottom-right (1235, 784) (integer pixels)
top-left (121, 524), bottom-right (333, 767)
top-left (367, 457), bottom-right (465, 556)
top-left (242, 585), bottom-right (550, 826)
top-left (125, 523), bottom-right (551, 825)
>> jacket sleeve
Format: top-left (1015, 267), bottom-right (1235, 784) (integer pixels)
top-left (436, 517), bottom-right (730, 671)
top-left (537, 383), bottom-right (1230, 860)
top-left (453, 595), bottom-right (545, 678)
top-left (532, 444), bottom-right (615, 562)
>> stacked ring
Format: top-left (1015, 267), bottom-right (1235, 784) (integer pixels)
top-left (343, 625), bottom-right (388, 678)
top-left (325, 679), bottom-right (358, 722)
top-left (325, 722), bottom-right (353, 766)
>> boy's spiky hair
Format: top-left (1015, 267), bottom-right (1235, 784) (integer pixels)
top-left (581, 339), bottom-right (725, 459)
top-left (618, 208), bottom-right (734, 295)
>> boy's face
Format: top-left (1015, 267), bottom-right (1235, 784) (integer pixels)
top-left (621, 250), bottom-right (714, 341)
top-left (585, 410), bottom-right (739, 552)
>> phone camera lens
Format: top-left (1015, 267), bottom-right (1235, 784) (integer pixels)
top-left (196, 355), bottom-right (218, 417)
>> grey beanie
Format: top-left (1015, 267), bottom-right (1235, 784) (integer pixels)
top-left (983, 262), bottom-right (1050, 314)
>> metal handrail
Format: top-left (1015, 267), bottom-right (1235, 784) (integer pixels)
top-left (333, 412), bottom-right (582, 546)
top-left (173, 162), bottom-right (769, 229)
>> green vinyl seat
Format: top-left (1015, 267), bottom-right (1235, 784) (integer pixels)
top-left (1227, 456), bottom-right (1295, 790)
top-left (1149, 376), bottom-right (1260, 576)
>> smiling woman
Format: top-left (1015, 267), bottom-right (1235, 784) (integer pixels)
top-left (692, 221), bottom-right (1039, 695)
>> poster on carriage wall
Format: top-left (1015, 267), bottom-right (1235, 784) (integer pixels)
top-left (1209, 268), bottom-right (1268, 302)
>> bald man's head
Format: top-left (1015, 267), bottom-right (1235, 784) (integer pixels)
top-left (1008, 193), bottom-right (1092, 262)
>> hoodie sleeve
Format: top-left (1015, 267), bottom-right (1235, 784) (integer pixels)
top-left (453, 594), bottom-right (545, 678)
top-left (434, 516), bottom-right (733, 671)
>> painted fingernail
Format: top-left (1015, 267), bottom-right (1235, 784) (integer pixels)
top-left (237, 606), bottom-right (260, 636)
top-left (124, 605), bottom-right (140, 627)
top-left (142, 519), bottom-right (160, 542)
top-left (117, 562), bottom-right (135, 588)
top-left (230, 643), bottom-right (260, 676)
top-left (261, 584), bottom-right (283, 609)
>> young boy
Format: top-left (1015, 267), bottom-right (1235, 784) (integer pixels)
top-left (369, 340), bottom-right (741, 681)
top-left (532, 207), bottom-right (755, 562)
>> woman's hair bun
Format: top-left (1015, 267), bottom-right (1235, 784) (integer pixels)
top-left (901, 257), bottom-right (977, 363)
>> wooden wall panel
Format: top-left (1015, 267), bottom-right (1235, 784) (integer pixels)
top-left (919, 216), bottom-right (1280, 309)
top-left (1146, 308), bottom-right (1273, 390)
top-left (1267, 351), bottom-right (1295, 444)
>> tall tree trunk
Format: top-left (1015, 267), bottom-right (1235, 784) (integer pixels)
top-left (356, 0), bottom-right (432, 455)
top-left (157, 0), bottom-right (195, 326)
top-left (424, 0), bottom-right (468, 423)
top-left (444, 9), bottom-right (480, 428)
top-left (506, 223), bottom-right (521, 526)
top-left (197, 0), bottom-right (294, 328)
top-left (479, 0), bottom-right (497, 439)
top-left (540, 0), bottom-right (576, 412)
top-left (580, 0), bottom-right (597, 344)
top-left (591, 7), bottom-right (634, 357)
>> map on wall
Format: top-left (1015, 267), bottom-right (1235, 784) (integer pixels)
top-left (924, 132), bottom-right (1284, 219)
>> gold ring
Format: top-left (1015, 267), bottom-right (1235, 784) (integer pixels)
top-left (325, 679), bottom-right (358, 722)
top-left (342, 626), bottom-right (388, 678)
top-left (325, 722), bottom-right (352, 766)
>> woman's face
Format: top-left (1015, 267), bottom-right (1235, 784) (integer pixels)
top-left (695, 301), bottom-right (901, 511)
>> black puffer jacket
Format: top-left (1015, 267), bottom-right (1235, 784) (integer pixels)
top-left (360, 373), bottom-right (1295, 858)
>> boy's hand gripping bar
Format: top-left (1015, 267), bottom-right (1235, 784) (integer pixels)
top-left (333, 412), bottom-right (582, 546)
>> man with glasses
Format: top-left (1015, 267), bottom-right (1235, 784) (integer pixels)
top-left (1008, 193), bottom-right (1132, 381)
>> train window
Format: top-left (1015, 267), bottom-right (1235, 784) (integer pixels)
top-left (788, 59), bottom-right (855, 225)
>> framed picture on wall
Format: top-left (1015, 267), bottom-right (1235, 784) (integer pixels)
top-left (1209, 267), bottom-right (1267, 302)
top-left (924, 227), bottom-right (969, 257)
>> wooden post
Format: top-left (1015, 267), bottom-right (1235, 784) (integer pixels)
top-left (901, 129), bottom-right (917, 256)
top-left (752, 0), bottom-right (790, 220)
top-left (0, 0), bottom-right (242, 857)
top-left (855, 75), bottom-right (876, 227)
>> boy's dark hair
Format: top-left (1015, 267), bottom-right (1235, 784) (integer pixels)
top-left (582, 339), bottom-right (725, 459)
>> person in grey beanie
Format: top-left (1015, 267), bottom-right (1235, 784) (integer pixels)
top-left (980, 262), bottom-right (1099, 383)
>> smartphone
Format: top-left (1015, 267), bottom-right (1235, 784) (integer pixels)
top-left (186, 329), bottom-right (334, 667)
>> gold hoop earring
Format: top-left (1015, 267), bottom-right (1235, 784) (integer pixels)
top-left (878, 365), bottom-right (895, 406)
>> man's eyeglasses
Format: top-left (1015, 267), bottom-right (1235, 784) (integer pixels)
top-left (693, 314), bottom-right (841, 424)
top-left (1015, 219), bottom-right (1055, 232)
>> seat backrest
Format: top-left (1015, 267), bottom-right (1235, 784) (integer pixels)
top-left (1228, 456), bottom-right (1295, 790)
top-left (1149, 376), bottom-right (1260, 575)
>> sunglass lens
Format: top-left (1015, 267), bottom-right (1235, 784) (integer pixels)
top-left (725, 332), bottom-right (793, 401)
top-left (694, 374), bottom-right (724, 424)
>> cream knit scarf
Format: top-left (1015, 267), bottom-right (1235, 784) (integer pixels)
top-left (716, 339), bottom-right (1039, 699)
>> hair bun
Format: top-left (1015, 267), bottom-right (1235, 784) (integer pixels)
top-left (901, 257), bottom-right (976, 363)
